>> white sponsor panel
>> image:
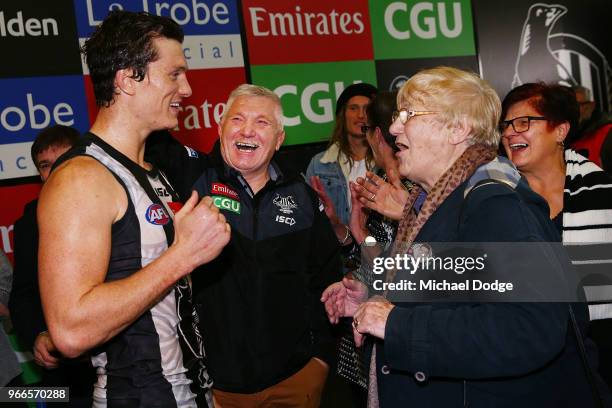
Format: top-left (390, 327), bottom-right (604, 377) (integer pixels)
top-left (80, 34), bottom-right (243, 74)
top-left (0, 141), bottom-right (37, 180)
top-left (183, 34), bottom-right (243, 69)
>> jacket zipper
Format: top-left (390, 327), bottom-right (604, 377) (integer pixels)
top-left (253, 200), bottom-right (259, 240)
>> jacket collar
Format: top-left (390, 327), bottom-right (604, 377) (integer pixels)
top-left (318, 143), bottom-right (375, 180)
top-left (319, 143), bottom-right (343, 164)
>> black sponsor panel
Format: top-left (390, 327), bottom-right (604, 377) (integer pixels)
top-left (375, 56), bottom-right (480, 92)
top-left (473, 0), bottom-right (612, 111)
top-left (0, 0), bottom-right (81, 78)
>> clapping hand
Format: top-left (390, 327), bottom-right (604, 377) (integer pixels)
top-left (354, 169), bottom-right (408, 221)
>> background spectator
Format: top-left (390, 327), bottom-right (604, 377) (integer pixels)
top-left (570, 85), bottom-right (612, 172)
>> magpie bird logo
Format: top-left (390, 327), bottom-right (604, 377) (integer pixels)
top-left (513, 3), bottom-right (611, 112)
top-left (273, 194), bottom-right (298, 214)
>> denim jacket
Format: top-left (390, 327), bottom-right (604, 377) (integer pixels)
top-left (306, 143), bottom-right (374, 226)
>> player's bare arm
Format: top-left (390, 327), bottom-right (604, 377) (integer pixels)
top-left (39, 156), bottom-right (229, 358)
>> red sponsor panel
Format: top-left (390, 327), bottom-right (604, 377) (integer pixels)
top-left (172, 67), bottom-right (246, 153)
top-left (242, 0), bottom-right (373, 65)
top-left (0, 183), bottom-right (42, 263)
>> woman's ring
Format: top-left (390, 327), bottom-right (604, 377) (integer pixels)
top-left (370, 193), bottom-right (376, 201)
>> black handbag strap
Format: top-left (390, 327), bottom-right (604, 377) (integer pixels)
top-left (569, 304), bottom-right (605, 408)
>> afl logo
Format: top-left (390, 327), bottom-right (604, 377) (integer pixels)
top-left (145, 204), bottom-right (170, 225)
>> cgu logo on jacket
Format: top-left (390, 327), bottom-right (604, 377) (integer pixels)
top-left (145, 204), bottom-right (170, 225)
top-left (512, 3), bottom-right (611, 112)
top-left (212, 196), bottom-right (240, 214)
top-left (211, 182), bottom-right (240, 214)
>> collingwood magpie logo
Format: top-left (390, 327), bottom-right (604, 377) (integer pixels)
top-left (273, 194), bottom-right (298, 214)
top-left (512, 3), bottom-right (611, 112)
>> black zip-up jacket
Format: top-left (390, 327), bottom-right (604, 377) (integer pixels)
top-left (146, 132), bottom-right (342, 393)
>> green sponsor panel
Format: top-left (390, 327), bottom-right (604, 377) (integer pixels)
top-left (370, 0), bottom-right (476, 60)
top-left (251, 61), bottom-right (377, 145)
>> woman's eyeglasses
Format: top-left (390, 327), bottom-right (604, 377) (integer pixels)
top-left (499, 116), bottom-right (547, 133)
top-left (391, 109), bottom-right (438, 125)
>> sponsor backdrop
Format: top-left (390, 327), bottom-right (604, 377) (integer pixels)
top-left (1, 0), bottom-right (610, 256)
top-left (370, 0), bottom-right (475, 60)
top-left (251, 60), bottom-right (377, 144)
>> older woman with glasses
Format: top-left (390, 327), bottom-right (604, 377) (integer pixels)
top-left (322, 67), bottom-right (607, 407)
top-left (501, 82), bottom-right (612, 387)
top-left (335, 92), bottom-right (413, 406)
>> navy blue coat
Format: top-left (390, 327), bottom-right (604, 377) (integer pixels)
top-left (374, 178), bottom-right (608, 407)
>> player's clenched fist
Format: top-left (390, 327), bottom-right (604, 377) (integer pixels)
top-left (173, 191), bottom-right (231, 271)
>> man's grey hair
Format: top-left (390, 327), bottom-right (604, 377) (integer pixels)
top-left (572, 85), bottom-right (593, 102)
top-left (223, 84), bottom-right (284, 130)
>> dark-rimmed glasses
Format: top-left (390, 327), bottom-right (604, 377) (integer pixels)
top-left (499, 116), bottom-right (547, 133)
top-left (391, 108), bottom-right (438, 124)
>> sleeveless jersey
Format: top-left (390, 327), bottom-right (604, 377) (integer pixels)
top-left (61, 133), bottom-right (212, 408)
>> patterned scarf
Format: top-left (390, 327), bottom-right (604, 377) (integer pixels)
top-left (367, 143), bottom-right (497, 408)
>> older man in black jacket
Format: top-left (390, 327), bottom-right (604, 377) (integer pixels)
top-left (147, 84), bottom-right (342, 407)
